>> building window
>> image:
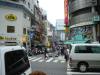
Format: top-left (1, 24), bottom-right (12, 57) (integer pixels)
top-left (24, 13), bottom-right (27, 19)
top-left (23, 28), bottom-right (26, 34)
top-left (10, 0), bottom-right (18, 2)
top-left (24, 13), bottom-right (30, 20)
top-left (28, 2), bottom-right (30, 8)
top-left (7, 26), bottom-right (15, 33)
top-left (70, 0), bottom-right (75, 3)
top-left (72, 7), bottom-right (91, 17)
top-left (22, 0), bottom-right (26, 4)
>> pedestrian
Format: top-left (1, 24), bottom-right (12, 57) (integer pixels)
top-left (30, 70), bottom-right (47, 75)
top-left (43, 46), bottom-right (48, 58)
top-left (64, 48), bottom-right (69, 62)
top-left (61, 46), bottom-right (64, 55)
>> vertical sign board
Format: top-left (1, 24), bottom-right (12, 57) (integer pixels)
top-left (64, 0), bottom-right (68, 25)
top-left (64, 0), bottom-right (69, 32)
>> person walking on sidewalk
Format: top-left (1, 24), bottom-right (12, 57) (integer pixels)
top-left (61, 46), bottom-right (65, 55)
top-left (43, 46), bottom-right (48, 58)
top-left (64, 47), bottom-right (69, 62)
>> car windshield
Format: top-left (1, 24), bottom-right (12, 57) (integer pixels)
top-left (5, 50), bottom-right (30, 75)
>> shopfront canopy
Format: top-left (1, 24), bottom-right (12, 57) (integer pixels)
top-left (64, 40), bottom-right (73, 44)
top-left (64, 40), bottom-right (89, 44)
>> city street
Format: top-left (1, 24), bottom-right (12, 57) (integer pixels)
top-left (29, 53), bottom-right (100, 75)
top-left (0, 0), bottom-right (100, 75)
top-left (29, 54), bottom-right (67, 75)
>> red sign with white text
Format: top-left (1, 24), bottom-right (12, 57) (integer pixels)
top-left (64, 0), bottom-right (69, 26)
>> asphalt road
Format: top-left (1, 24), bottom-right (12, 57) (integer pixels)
top-left (29, 54), bottom-right (100, 75)
top-left (29, 55), bottom-right (67, 75)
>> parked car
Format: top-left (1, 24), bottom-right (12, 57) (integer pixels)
top-left (69, 44), bottom-right (100, 72)
top-left (0, 46), bottom-right (32, 75)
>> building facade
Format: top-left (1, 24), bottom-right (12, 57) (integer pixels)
top-left (55, 19), bottom-right (66, 43)
top-left (0, 0), bottom-right (46, 49)
top-left (69, 0), bottom-right (100, 43)
top-left (46, 21), bottom-right (55, 48)
top-left (0, 0), bottom-right (34, 46)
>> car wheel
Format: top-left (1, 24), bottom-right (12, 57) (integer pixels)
top-left (78, 63), bottom-right (88, 72)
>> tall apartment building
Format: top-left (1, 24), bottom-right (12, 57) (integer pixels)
top-left (69, 0), bottom-right (100, 43)
top-left (56, 19), bottom-right (65, 43)
top-left (46, 21), bottom-right (55, 47)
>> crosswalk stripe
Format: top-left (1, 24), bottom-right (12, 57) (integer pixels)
top-left (28, 57), bottom-right (31, 59)
top-left (28, 57), bottom-right (37, 60)
top-left (46, 58), bottom-right (53, 62)
top-left (53, 60), bottom-right (59, 63)
top-left (60, 60), bottom-right (65, 63)
top-left (67, 64), bottom-right (70, 68)
top-left (67, 68), bottom-right (72, 71)
top-left (29, 56), bottom-right (66, 63)
top-left (32, 57), bottom-right (42, 62)
top-left (38, 59), bottom-right (44, 62)
top-left (66, 71), bottom-right (100, 75)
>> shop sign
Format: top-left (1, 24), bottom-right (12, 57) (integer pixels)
top-left (64, 0), bottom-right (69, 25)
top-left (5, 14), bottom-right (17, 21)
top-left (0, 36), bottom-right (16, 41)
top-left (0, 36), bottom-right (5, 40)
top-left (20, 35), bottom-right (28, 43)
top-left (92, 16), bottom-right (100, 21)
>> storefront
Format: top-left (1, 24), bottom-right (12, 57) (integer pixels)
top-left (70, 25), bottom-right (93, 43)
top-left (0, 36), bottom-right (17, 45)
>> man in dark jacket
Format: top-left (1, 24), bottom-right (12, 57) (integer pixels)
top-left (43, 47), bottom-right (48, 58)
top-left (64, 48), bottom-right (69, 62)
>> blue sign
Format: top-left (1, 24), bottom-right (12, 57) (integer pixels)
top-left (29, 32), bottom-right (34, 39)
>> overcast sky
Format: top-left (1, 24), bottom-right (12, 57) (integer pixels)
top-left (39, 0), bottom-right (64, 26)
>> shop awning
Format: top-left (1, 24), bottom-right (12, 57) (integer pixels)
top-left (73, 40), bottom-right (87, 44)
top-left (64, 39), bottom-right (89, 44)
top-left (64, 40), bottom-right (74, 44)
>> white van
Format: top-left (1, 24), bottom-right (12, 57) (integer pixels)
top-left (69, 44), bottom-right (100, 72)
top-left (0, 46), bottom-right (32, 75)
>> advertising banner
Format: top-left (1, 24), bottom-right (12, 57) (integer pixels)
top-left (64, 0), bottom-right (69, 25)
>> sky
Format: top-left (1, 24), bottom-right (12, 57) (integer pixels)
top-left (39, 0), bottom-right (64, 26)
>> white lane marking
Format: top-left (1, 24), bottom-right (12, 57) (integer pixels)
top-left (66, 71), bottom-right (100, 75)
top-left (28, 57), bottom-right (31, 59)
top-left (46, 58), bottom-right (53, 62)
top-left (60, 60), bottom-right (65, 63)
top-left (28, 57), bottom-right (37, 60)
top-left (32, 57), bottom-right (42, 62)
top-left (67, 63), bottom-right (70, 68)
top-left (67, 68), bottom-right (72, 71)
top-left (66, 67), bottom-right (72, 75)
top-left (38, 59), bottom-right (44, 62)
top-left (53, 60), bottom-right (59, 63)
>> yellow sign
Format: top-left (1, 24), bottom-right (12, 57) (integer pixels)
top-left (20, 35), bottom-right (28, 43)
top-left (0, 36), bottom-right (16, 40)
top-left (5, 14), bottom-right (17, 21)
top-left (0, 36), bottom-right (4, 40)
top-left (65, 27), bottom-right (69, 32)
